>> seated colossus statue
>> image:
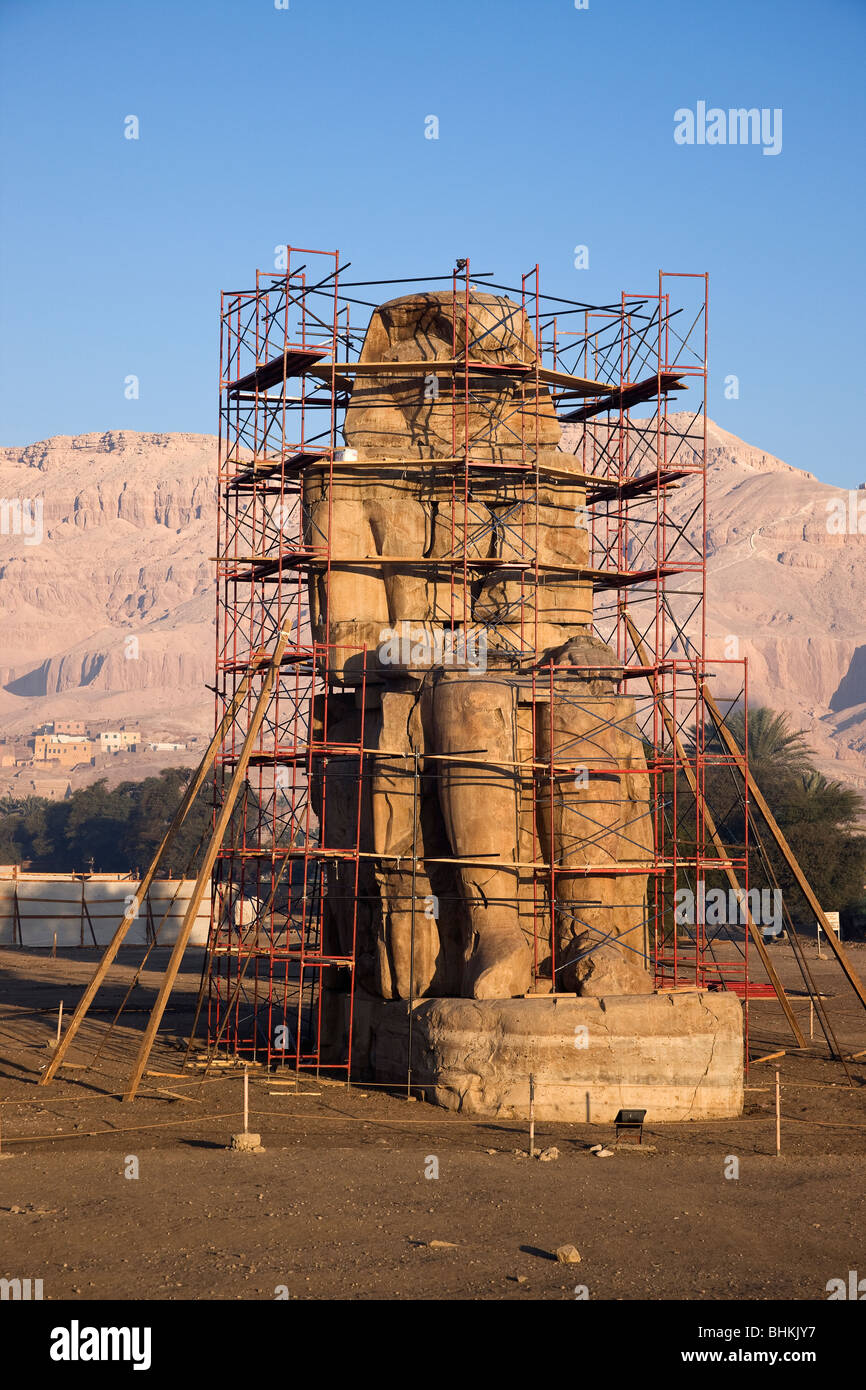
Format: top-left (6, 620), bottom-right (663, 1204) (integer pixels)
top-left (304, 290), bottom-right (653, 1002)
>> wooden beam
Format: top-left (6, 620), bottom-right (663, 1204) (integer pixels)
top-left (123, 630), bottom-right (292, 1101)
top-left (702, 684), bottom-right (866, 1015)
top-left (304, 359), bottom-right (615, 397)
top-left (624, 613), bottom-right (807, 1048)
top-left (39, 670), bottom-right (255, 1087)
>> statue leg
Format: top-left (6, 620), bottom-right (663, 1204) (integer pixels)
top-left (432, 672), bottom-right (530, 999)
top-left (370, 689), bottom-right (442, 998)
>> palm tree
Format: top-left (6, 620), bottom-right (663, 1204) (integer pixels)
top-left (797, 769), bottom-right (863, 823)
top-left (687, 705), bottom-right (813, 774)
top-left (682, 707), bottom-right (865, 910)
top-left (800, 769), bottom-right (832, 795)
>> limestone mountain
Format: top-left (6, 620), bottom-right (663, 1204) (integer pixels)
top-left (0, 431), bottom-right (215, 746)
top-left (1, 421), bottom-right (864, 791)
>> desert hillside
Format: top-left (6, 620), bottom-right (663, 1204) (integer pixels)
top-left (0, 432), bottom-right (214, 746)
top-left (1, 421), bottom-right (864, 793)
top-left (657, 416), bottom-right (865, 790)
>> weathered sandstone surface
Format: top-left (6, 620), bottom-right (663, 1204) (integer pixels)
top-left (348, 991), bottom-right (744, 1121)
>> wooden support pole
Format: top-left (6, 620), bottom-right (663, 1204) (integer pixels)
top-left (623, 614), bottom-right (806, 1048)
top-left (13, 886), bottom-right (22, 947)
top-left (702, 683), bottom-right (866, 1015)
top-left (407, 749), bottom-right (420, 1100)
top-left (81, 891), bottom-right (98, 948)
top-left (183, 850), bottom-right (289, 1075)
top-left (40, 669), bottom-right (255, 1087)
top-left (775, 1069), bottom-right (781, 1156)
top-left (123, 632), bottom-right (290, 1102)
top-left (528, 1074), bottom-right (536, 1158)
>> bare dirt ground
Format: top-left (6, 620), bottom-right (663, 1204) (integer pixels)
top-left (0, 942), bottom-right (864, 1302)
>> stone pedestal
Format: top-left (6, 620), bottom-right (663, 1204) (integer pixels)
top-left (349, 992), bottom-right (743, 1122)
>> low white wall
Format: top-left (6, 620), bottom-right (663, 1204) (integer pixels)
top-left (0, 876), bottom-right (211, 947)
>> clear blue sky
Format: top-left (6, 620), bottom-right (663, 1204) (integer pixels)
top-left (1, 0), bottom-right (864, 483)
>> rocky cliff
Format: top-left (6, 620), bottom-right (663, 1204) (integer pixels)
top-left (2, 422), bottom-right (864, 790)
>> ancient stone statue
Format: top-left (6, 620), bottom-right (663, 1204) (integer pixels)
top-left (306, 290), bottom-right (653, 1004)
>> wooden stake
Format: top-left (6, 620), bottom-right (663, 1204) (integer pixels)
top-left (528, 1073), bottom-right (536, 1158)
top-left (243, 1069), bottom-right (249, 1134)
top-left (55, 1000), bottom-right (63, 1047)
top-left (123, 631), bottom-right (291, 1102)
top-left (51, 932), bottom-right (57, 959)
top-left (40, 669), bottom-right (255, 1088)
top-left (153, 1088), bottom-right (200, 1104)
top-left (775, 1069), bottom-right (781, 1156)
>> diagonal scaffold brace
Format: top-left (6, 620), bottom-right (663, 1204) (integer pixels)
top-left (120, 628), bottom-right (294, 1095)
top-left (39, 669), bottom-right (258, 1087)
top-left (623, 611), bottom-right (807, 1048)
top-left (39, 634), bottom-right (287, 1091)
top-left (701, 682), bottom-right (866, 1017)
top-left (121, 627), bottom-right (292, 1101)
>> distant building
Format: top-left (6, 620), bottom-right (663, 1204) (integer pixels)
top-left (32, 735), bottom-right (94, 767)
top-left (24, 777), bottom-right (72, 800)
top-left (0, 742), bottom-right (33, 768)
top-left (148, 741), bottom-right (187, 752)
top-left (55, 719), bottom-right (87, 736)
top-left (36, 719), bottom-right (87, 737)
top-left (98, 730), bottom-right (141, 753)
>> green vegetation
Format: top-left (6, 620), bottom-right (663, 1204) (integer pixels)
top-left (689, 706), bottom-right (866, 920)
top-left (0, 769), bottom-right (214, 875)
top-left (1, 710), bottom-right (863, 927)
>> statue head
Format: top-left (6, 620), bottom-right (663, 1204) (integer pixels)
top-left (343, 290), bottom-right (562, 464)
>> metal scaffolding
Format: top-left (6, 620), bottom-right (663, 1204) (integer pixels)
top-left (206, 248), bottom-right (758, 1077)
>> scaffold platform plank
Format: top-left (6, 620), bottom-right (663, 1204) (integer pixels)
top-left (559, 371), bottom-right (685, 422)
top-left (303, 358), bottom-right (615, 397)
top-left (226, 347), bottom-right (330, 396)
top-left (225, 450), bottom-right (327, 488)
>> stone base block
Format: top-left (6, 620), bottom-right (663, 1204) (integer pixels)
top-left (350, 992), bottom-right (743, 1122)
top-left (229, 1132), bottom-right (264, 1153)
